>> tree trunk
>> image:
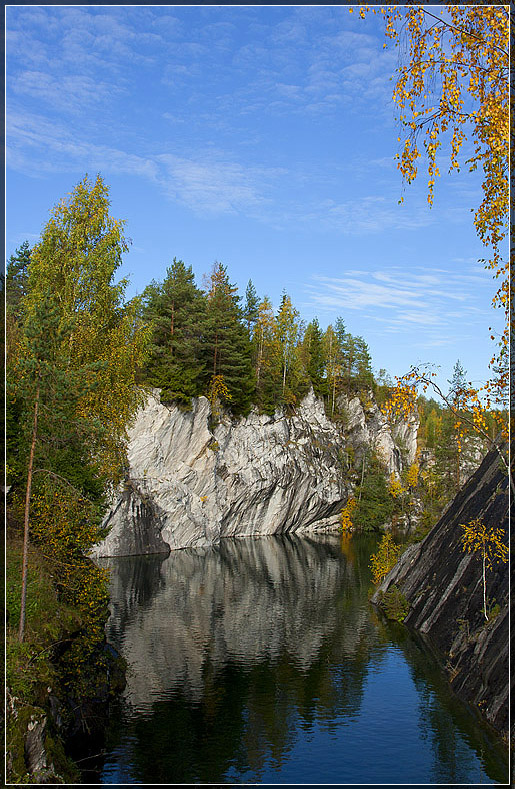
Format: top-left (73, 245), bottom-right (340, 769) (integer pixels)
top-left (170, 301), bottom-right (175, 358)
top-left (256, 332), bottom-right (263, 387)
top-left (482, 551), bottom-right (487, 620)
top-left (18, 382), bottom-right (40, 643)
top-left (358, 454), bottom-right (366, 501)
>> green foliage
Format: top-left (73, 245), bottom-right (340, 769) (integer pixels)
top-left (203, 261), bottom-right (255, 416)
top-left (141, 258), bottom-right (206, 405)
top-left (5, 534), bottom-right (112, 784)
top-left (302, 318), bottom-right (326, 397)
top-left (6, 240), bottom-right (31, 320)
top-left (252, 296), bottom-right (282, 414)
top-left (353, 453), bottom-right (395, 532)
top-left (274, 292), bottom-right (307, 408)
top-left (17, 174), bottom-right (150, 486)
top-left (243, 279), bottom-right (259, 334)
top-left (137, 259), bottom-right (396, 420)
top-left (377, 585), bottom-right (409, 622)
top-left (6, 175), bottom-right (149, 650)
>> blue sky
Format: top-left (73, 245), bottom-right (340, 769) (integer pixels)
top-left (5, 4), bottom-right (504, 393)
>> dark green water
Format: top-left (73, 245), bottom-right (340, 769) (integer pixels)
top-left (92, 533), bottom-right (508, 784)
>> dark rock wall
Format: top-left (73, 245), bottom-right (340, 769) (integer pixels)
top-left (372, 445), bottom-right (509, 737)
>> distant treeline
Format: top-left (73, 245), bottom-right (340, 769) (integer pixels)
top-left (138, 258), bottom-right (376, 417)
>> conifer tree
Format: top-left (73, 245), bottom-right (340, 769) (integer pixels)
top-left (142, 259), bottom-right (206, 405)
top-left (243, 279), bottom-right (260, 335)
top-left (302, 318), bottom-right (326, 398)
top-left (354, 336), bottom-right (374, 391)
top-left (6, 241), bottom-right (31, 321)
top-left (203, 261), bottom-right (254, 416)
top-left (323, 324), bottom-right (339, 417)
top-left (274, 293), bottom-right (305, 407)
top-left (253, 296), bottom-right (281, 414)
top-left (437, 360), bottom-right (472, 491)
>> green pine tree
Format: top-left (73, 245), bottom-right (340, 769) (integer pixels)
top-left (203, 262), bottom-right (254, 416)
top-left (274, 293), bottom-right (307, 408)
top-left (252, 296), bottom-right (282, 415)
top-left (142, 258), bottom-right (206, 406)
top-left (303, 318), bottom-right (327, 398)
top-left (243, 279), bottom-right (260, 335)
top-left (6, 241), bottom-right (31, 321)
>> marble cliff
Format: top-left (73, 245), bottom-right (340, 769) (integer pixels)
top-left (91, 389), bottom-right (418, 557)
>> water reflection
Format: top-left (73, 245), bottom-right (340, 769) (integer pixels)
top-left (96, 533), bottom-right (507, 785)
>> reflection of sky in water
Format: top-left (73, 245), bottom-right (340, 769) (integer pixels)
top-left (98, 534), bottom-right (508, 785)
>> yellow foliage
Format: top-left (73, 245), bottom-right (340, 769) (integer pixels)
top-left (340, 496), bottom-right (357, 532)
top-left (382, 363), bottom-right (509, 493)
top-left (405, 463), bottom-right (419, 490)
top-left (388, 473), bottom-right (404, 499)
top-left (369, 533), bottom-right (401, 585)
top-left (461, 518), bottom-right (508, 620)
top-left (360, 5), bottom-right (508, 444)
top-left (461, 518), bottom-right (508, 569)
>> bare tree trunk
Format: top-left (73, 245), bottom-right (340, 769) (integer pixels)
top-left (170, 300), bottom-right (175, 358)
top-left (256, 330), bottom-right (263, 387)
top-left (482, 552), bottom-right (487, 620)
top-left (18, 382), bottom-right (40, 643)
top-left (358, 454), bottom-right (366, 501)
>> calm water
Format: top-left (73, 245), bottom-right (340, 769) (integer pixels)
top-left (91, 533), bottom-right (508, 785)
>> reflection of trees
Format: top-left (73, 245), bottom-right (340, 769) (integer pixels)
top-left (96, 553), bottom-right (168, 651)
top-left (100, 533), bottom-right (384, 783)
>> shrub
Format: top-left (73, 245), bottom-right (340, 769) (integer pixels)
top-left (379, 585), bottom-right (409, 622)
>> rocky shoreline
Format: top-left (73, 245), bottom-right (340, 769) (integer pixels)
top-left (372, 444), bottom-right (509, 740)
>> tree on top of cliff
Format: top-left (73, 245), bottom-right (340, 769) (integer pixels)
top-left (274, 292), bottom-right (307, 408)
top-left (252, 295), bottom-right (282, 415)
top-left (302, 318), bottom-right (326, 399)
top-left (203, 261), bottom-right (254, 416)
top-left (243, 279), bottom-right (260, 335)
top-left (142, 258), bottom-right (206, 405)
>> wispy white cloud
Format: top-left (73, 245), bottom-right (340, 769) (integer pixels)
top-left (306, 265), bottom-right (495, 345)
top-left (11, 69), bottom-right (121, 112)
top-left (7, 109), bottom-right (284, 217)
top-left (7, 109), bottom-right (160, 180)
top-left (304, 196), bottom-right (434, 234)
top-left (156, 153), bottom-right (280, 215)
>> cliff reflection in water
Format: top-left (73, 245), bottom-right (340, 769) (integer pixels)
top-left (103, 534), bottom-right (371, 708)
top-left (96, 534), bottom-right (507, 785)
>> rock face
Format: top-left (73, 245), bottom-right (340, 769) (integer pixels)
top-left (92, 389), bottom-right (418, 557)
top-left (372, 444), bottom-right (509, 737)
top-left (338, 393), bottom-right (418, 475)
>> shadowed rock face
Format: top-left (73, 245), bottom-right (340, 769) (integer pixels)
top-left (92, 389), bottom-right (418, 558)
top-left (372, 445), bottom-right (509, 737)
